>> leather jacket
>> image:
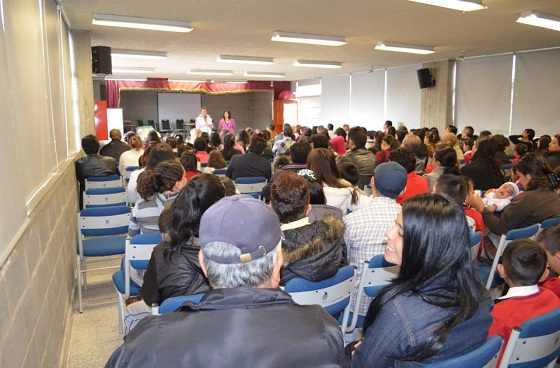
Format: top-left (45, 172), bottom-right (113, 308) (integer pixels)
top-left (337, 147), bottom-right (378, 189)
top-left (140, 239), bottom-right (210, 306)
top-left (107, 287), bottom-right (346, 368)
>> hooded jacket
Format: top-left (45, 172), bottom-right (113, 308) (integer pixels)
top-left (280, 216), bottom-right (347, 285)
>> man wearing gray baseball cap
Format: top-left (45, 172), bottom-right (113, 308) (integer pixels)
top-left (106, 195), bottom-right (345, 368)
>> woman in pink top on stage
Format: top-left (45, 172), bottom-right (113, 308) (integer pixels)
top-left (218, 110), bottom-right (236, 134)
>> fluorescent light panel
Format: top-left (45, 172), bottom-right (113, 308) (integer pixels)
top-left (517, 11), bottom-right (560, 32)
top-left (92, 13), bottom-right (192, 33)
top-left (111, 49), bottom-right (168, 60)
top-left (217, 55), bottom-right (273, 65)
top-left (188, 69), bottom-right (234, 76)
top-left (293, 60), bottom-right (343, 69)
top-left (225, 80), bottom-right (248, 84)
top-left (375, 41), bottom-right (435, 55)
top-left (244, 71), bottom-right (286, 78)
top-left (168, 79), bottom-right (207, 83)
top-left (271, 31), bottom-right (346, 46)
top-left (408, 0), bottom-right (487, 12)
top-left (112, 67), bottom-right (155, 73)
top-left (105, 77), bottom-right (148, 81)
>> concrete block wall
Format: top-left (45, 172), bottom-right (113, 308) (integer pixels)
top-left (0, 165), bottom-right (78, 367)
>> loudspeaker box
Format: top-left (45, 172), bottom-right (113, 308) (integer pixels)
top-left (92, 46), bottom-right (112, 75)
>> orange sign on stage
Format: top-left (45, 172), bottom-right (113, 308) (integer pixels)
top-left (94, 100), bottom-right (109, 140)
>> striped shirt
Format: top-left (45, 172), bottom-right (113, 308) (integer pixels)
top-left (128, 192), bottom-right (178, 236)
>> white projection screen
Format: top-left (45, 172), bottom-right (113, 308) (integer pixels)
top-left (157, 92), bottom-right (202, 130)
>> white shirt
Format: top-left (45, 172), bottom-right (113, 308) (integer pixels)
top-left (498, 285), bottom-right (540, 300)
top-left (195, 114), bottom-right (214, 134)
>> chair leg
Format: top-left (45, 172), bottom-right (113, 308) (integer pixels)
top-left (117, 294), bottom-right (124, 334)
top-left (82, 257), bottom-right (88, 290)
top-left (77, 256), bottom-right (83, 313)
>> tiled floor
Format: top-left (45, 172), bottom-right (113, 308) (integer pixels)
top-left (64, 259), bottom-right (124, 367)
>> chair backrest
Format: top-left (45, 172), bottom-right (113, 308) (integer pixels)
top-left (161, 119), bottom-right (171, 131)
top-left (499, 307), bottom-right (560, 368)
top-left (176, 119), bottom-right (184, 130)
top-left (147, 119), bottom-right (155, 127)
top-left (84, 174), bottom-right (122, 190)
top-left (346, 255), bottom-right (400, 332)
top-left (213, 168), bottom-right (227, 177)
top-left (77, 205), bottom-right (131, 255)
top-left (235, 177), bottom-right (267, 199)
top-left (157, 293), bottom-right (205, 315)
top-left (502, 163), bottom-right (512, 180)
top-left (426, 335), bottom-right (503, 368)
top-left (124, 233), bottom-right (161, 297)
top-left (485, 224), bottom-right (540, 290)
top-left (537, 217), bottom-right (560, 238)
top-left (122, 165), bottom-right (141, 187)
top-left (137, 119), bottom-right (144, 126)
top-left (83, 187), bottom-right (127, 208)
top-left (470, 231), bottom-right (483, 261)
top-left (284, 265), bottom-right (356, 330)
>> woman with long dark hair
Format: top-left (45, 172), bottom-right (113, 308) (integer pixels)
top-left (221, 133), bottom-right (243, 161)
top-left (423, 146), bottom-right (459, 192)
top-left (352, 194), bottom-right (492, 367)
top-left (125, 174), bottom-right (226, 333)
top-left (461, 139), bottom-right (505, 190)
top-left (218, 110), bottom-right (236, 133)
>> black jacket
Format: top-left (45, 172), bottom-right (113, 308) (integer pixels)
top-left (226, 151), bottom-right (272, 180)
top-left (75, 154), bottom-right (119, 209)
top-left (106, 287), bottom-right (345, 368)
top-left (281, 216), bottom-right (347, 285)
top-left (140, 239), bottom-right (210, 306)
top-left (100, 139), bottom-right (130, 161)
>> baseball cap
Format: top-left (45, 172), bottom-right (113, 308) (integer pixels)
top-left (199, 195), bottom-right (283, 264)
top-left (373, 162), bottom-right (407, 199)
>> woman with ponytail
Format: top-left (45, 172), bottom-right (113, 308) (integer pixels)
top-left (128, 160), bottom-right (187, 236)
top-left (352, 194), bottom-right (492, 367)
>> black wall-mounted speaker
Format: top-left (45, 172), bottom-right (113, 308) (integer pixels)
top-left (92, 46), bottom-right (112, 75)
top-left (417, 68), bottom-right (434, 89)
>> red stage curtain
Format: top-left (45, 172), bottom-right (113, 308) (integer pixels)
top-left (105, 78), bottom-right (291, 108)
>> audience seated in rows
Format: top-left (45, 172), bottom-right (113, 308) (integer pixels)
top-left (108, 195), bottom-right (345, 367)
top-left (270, 172), bottom-right (347, 286)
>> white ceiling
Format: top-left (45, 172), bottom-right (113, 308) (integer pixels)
top-left (58, 0), bottom-right (560, 82)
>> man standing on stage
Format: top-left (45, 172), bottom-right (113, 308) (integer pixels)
top-left (195, 107), bottom-right (214, 134)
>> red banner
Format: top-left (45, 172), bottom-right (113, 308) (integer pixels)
top-left (94, 100), bottom-right (108, 140)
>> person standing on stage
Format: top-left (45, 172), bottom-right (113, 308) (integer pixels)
top-left (195, 107), bottom-right (214, 134)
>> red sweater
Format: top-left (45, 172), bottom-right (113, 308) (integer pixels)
top-left (540, 277), bottom-right (560, 299)
top-left (397, 172), bottom-right (429, 204)
top-left (489, 287), bottom-right (560, 363)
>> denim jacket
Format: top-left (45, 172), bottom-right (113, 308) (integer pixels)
top-left (352, 289), bottom-right (493, 367)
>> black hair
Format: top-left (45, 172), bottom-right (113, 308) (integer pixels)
top-left (179, 150), bottom-right (199, 172)
top-left (463, 126), bottom-right (474, 138)
top-left (363, 194), bottom-right (488, 360)
top-left (136, 160), bottom-right (184, 200)
top-left (447, 125), bottom-right (458, 135)
top-left (434, 174), bottom-right (468, 205)
top-left (270, 172), bottom-right (309, 223)
top-left (434, 146), bottom-right (460, 175)
top-left (516, 153), bottom-right (559, 191)
top-left (537, 223), bottom-right (560, 255)
top-left (146, 143), bottom-right (175, 170)
top-left (248, 135), bottom-right (267, 155)
top-left (525, 129), bottom-right (536, 141)
top-left (389, 148), bottom-right (415, 174)
top-left (165, 174), bottom-right (226, 258)
top-left (339, 162), bottom-right (360, 186)
top-left (290, 140), bottom-right (311, 165)
top-left (348, 127), bottom-right (367, 148)
top-left (502, 239), bottom-right (547, 286)
top-left (193, 137), bottom-right (207, 152)
top-left (334, 127), bottom-right (347, 140)
top-left (81, 134), bottom-right (100, 154)
top-left (311, 134), bottom-right (330, 149)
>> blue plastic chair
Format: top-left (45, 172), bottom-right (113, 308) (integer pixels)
top-left (344, 255), bottom-right (399, 332)
top-left (213, 168), bottom-right (227, 176)
top-left (76, 205), bottom-right (131, 313)
top-left (284, 265), bottom-right (356, 332)
top-left (536, 217), bottom-right (560, 238)
top-left (425, 335), bottom-right (502, 368)
top-left (235, 176), bottom-right (267, 199)
top-left (500, 307), bottom-right (560, 367)
top-left (112, 233), bottom-right (161, 333)
top-left (157, 293), bottom-right (206, 314)
top-left (122, 165), bottom-right (140, 188)
top-left (84, 174), bottom-right (122, 190)
top-left (478, 224), bottom-right (540, 291)
top-left (83, 187), bottom-right (127, 208)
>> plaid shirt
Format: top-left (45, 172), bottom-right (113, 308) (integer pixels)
top-left (343, 196), bottom-right (401, 316)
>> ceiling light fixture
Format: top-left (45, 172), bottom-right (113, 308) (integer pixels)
top-left (271, 31), bottom-right (346, 46)
top-left (225, 80), bottom-right (248, 84)
top-left (92, 14), bottom-right (193, 33)
top-left (244, 71), bottom-right (286, 78)
top-left (104, 76), bottom-right (148, 81)
top-left (516, 11), bottom-right (560, 32)
top-left (168, 79), bottom-right (207, 83)
top-left (111, 49), bottom-right (168, 60)
top-left (217, 55), bottom-right (274, 65)
top-left (293, 60), bottom-right (343, 69)
top-left (188, 69), bottom-right (234, 76)
top-left (408, 0), bottom-right (487, 12)
top-left (374, 41), bottom-right (435, 55)
top-left (111, 67), bottom-right (155, 73)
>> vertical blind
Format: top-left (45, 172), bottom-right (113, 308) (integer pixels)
top-left (350, 72), bottom-right (385, 130)
top-left (0, 0), bottom-right (79, 263)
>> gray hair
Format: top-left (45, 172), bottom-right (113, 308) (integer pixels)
top-left (202, 241), bottom-right (280, 288)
